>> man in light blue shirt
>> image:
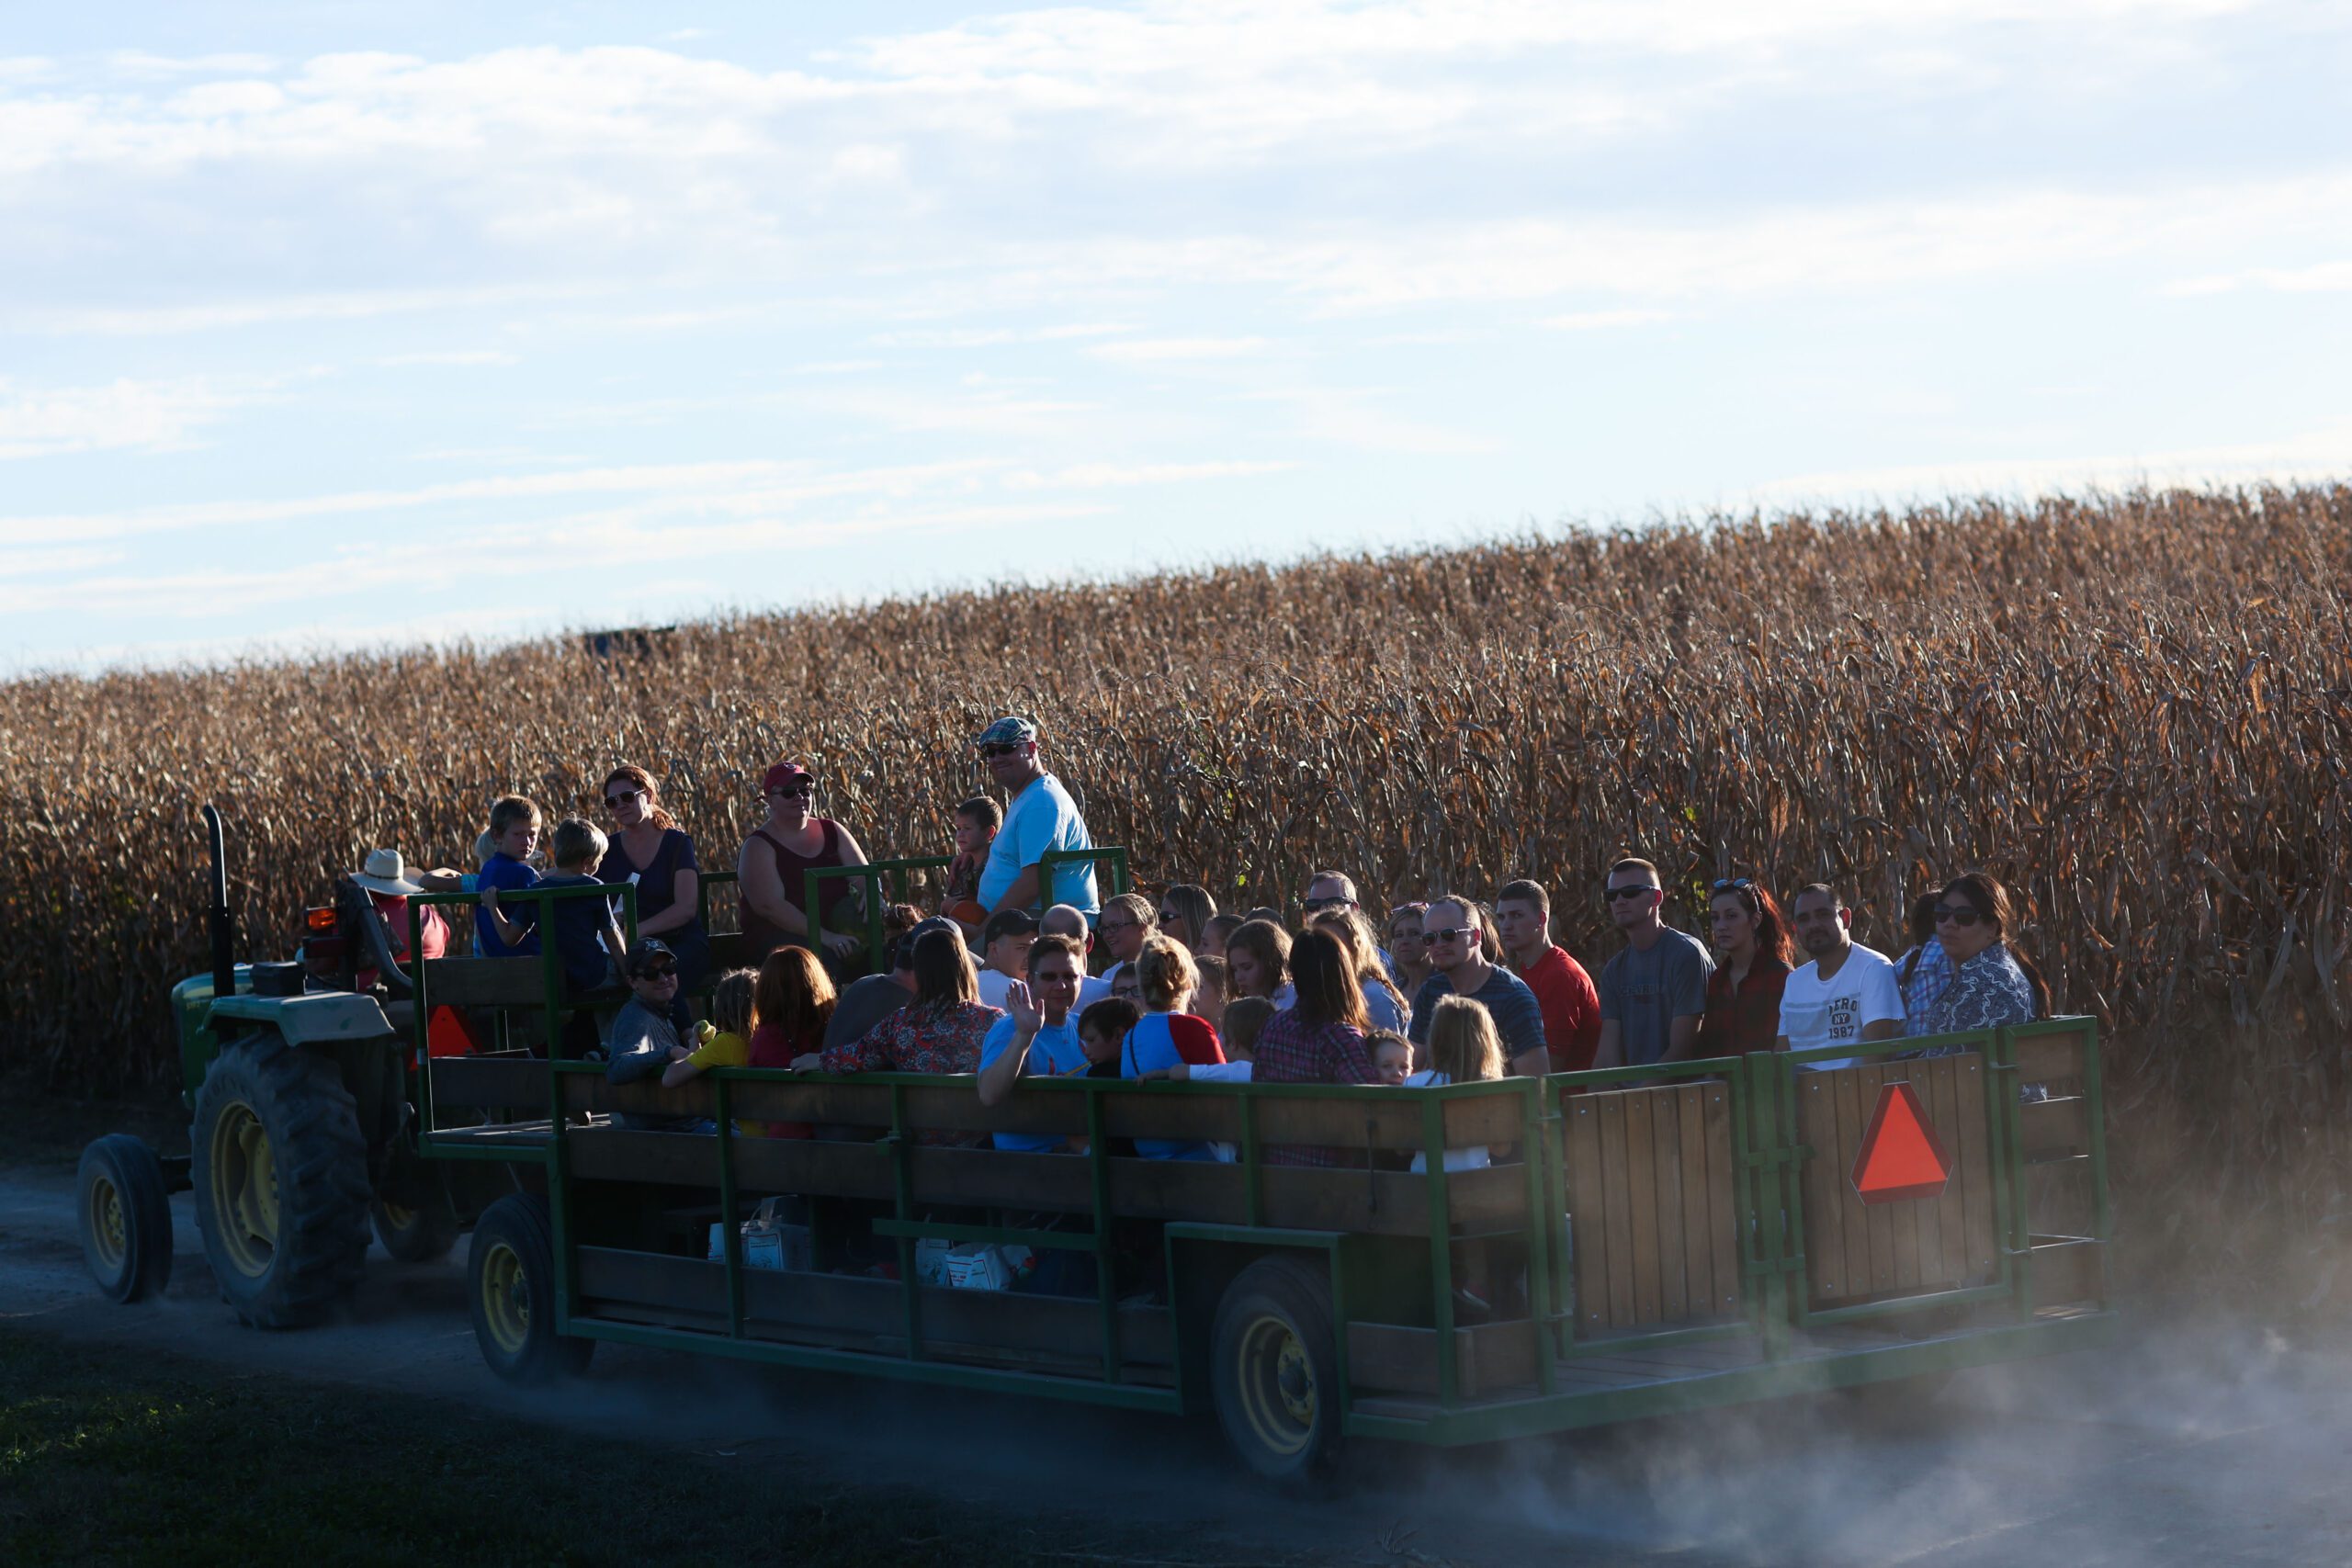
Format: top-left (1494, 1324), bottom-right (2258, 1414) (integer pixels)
top-left (973, 716), bottom-right (1099, 916)
top-left (975, 933), bottom-right (1091, 1151)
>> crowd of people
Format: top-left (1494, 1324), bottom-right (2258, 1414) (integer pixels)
top-left (348, 714), bottom-right (2056, 1163)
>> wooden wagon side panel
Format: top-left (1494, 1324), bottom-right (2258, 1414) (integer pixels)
top-left (1796, 1052), bottom-right (1999, 1310)
top-left (1562, 1082), bottom-right (1742, 1333)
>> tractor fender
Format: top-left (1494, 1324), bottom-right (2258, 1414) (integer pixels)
top-left (206, 992), bottom-right (395, 1047)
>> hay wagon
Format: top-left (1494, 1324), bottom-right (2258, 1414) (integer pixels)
top-left (423, 990), bottom-right (2110, 1482)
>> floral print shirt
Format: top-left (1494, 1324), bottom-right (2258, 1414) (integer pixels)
top-left (820, 999), bottom-right (999, 1077)
top-left (820, 999), bottom-right (1001, 1144)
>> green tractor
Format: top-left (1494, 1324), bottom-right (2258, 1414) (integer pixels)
top-left (78, 805), bottom-right (516, 1326)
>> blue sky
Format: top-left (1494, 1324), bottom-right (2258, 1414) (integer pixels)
top-left (4, 2), bottom-right (2348, 670)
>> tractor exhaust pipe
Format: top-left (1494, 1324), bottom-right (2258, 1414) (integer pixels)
top-left (202, 802), bottom-right (234, 1000)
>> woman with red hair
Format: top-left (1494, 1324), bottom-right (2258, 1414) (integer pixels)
top-left (1698, 876), bottom-right (1794, 1057)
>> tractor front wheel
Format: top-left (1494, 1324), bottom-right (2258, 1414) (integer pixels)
top-left (1210, 1255), bottom-right (1343, 1490)
top-left (191, 1034), bottom-right (371, 1328)
top-left (469, 1193), bottom-right (594, 1384)
top-left (78, 1134), bottom-right (175, 1303)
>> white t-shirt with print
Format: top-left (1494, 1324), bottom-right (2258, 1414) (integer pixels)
top-left (1777, 943), bottom-right (1904, 1071)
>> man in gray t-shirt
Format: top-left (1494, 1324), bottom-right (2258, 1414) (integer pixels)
top-left (1594, 859), bottom-right (1713, 1068)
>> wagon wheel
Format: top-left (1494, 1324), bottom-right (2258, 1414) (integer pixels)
top-left (1210, 1255), bottom-right (1343, 1490)
top-left (468, 1193), bottom-right (594, 1384)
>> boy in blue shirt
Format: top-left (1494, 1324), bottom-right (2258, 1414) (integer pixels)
top-left (481, 817), bottom-right (627, 991)
top-left (473, 795), bottom-right (544, 960)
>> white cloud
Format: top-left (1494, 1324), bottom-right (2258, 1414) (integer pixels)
top-left (1238, 385), bottom-right (1499, 454)
top-left (0, 458), bottom-right (813, 544)
top-left (376, 349), bottom-right (520, 367)
top-left (6, 283), bottom-right (602, 337)
top-left (2163, 259), bottom-right (2352, 296)
top-left (1089, 336), bottom-right (1269, 362)
top-left (1001, 458), bottom-right (1295, 488)
top-left (1539, 308), bottom-right (1673, 331)
top-left (1749, 422), bottom-right (2352, 505)
top-left (0, 376), bottom-right (264, 460)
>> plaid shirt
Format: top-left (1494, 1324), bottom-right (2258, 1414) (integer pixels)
top-left (1698, 957), bottom-right (1789, 1058)
top-left (1250, 1010), bottom-right (1377, 1168)
top-left (1898, 938), bottom-right (1956, 1035)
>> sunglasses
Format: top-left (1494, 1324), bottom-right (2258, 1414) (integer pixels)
top-left (1158, 908), bottom-right (1182, 922)
top-left (1607, 884), bottom-right (1660, 901)
top-left (1933, 905), bottom-right (1984, 928)
top-left (765, 784), bottom-right (816, 798)
top-left (1711, 877), bottom-right (1753, 894)
top-left (1423, 925), bottom-right (1473, 944)
top-left (604, 789), bottom-right (641, 808)
top-left (1303, 895), bottom-right (1354, 912)
top-left (634, 963), bottom-right (678, 980)
top-left (978, 743), bottom-right (1022, 759)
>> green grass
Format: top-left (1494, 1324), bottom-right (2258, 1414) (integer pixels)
top-left (0, 1330), bottom-right (1307, 1568)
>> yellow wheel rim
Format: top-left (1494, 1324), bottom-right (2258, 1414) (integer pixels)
top-left (480, 1240), bottom-right (530, 1356)
top-left (88, 1173), bottom-right (128, 1272)
top-left (1236, 1314), bottom-right (1316, 1457)
top-left (208, 1100), bottom-right (277, 1280)
top-left (379, 1201), bottom-right (415, 1233)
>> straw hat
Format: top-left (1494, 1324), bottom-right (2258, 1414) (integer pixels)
top-left (352, 848), bottom-right (424, 897)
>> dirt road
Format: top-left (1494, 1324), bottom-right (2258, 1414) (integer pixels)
top-left (4, 1163), bottom-right (2345, 1567)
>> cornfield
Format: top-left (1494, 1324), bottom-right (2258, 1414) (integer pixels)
top-left (6, 484), bottom-right (2351, 1281)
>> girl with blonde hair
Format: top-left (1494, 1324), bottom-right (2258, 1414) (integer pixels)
top-left (1410, 993), bottom-right (1507, 1318)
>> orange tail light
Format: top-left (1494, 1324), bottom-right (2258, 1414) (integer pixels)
top-left (304, 906), bottom-right (338, 932)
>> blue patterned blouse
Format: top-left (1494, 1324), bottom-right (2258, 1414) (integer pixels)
top-left (1919, 942), bottom-right (2037, 1048)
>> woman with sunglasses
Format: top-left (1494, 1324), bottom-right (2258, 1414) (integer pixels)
top-left (1697, 877), bottom-right (1794, 1057)
top-left (738, 760), bottom-right (872, 973)
top-left (1917, 873), bottom-right (2052, 1045)
top-left (596, 763), bottom-right (711, 993)
top-left (1155, 884), bottom-right (1218, 953)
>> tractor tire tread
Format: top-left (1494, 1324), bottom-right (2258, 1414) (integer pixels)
top-left (191, 1034), bottom-right (372, 1328)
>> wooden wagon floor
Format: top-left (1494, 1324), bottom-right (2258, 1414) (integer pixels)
top-left (1350, 1310), bottom-right (2104, 1420)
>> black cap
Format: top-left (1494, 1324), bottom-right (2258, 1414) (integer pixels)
top-left (895, 917), bottom-right (962, 971)
top-left (623, 938), bottom-right (676, 977)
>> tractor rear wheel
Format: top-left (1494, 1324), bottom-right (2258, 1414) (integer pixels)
top-left (1210, 1255), bottom-right (1343, 1490)
top-left (78, 1134), bottom-right (175, 1303)
top-left (191, 1034), bottom-right (371, 1328)
top-left (469, 1193), bottom-right (594, 1384)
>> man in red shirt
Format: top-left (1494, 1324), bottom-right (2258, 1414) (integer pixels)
top-left (1494, 878), bottom-right (1603, 1075)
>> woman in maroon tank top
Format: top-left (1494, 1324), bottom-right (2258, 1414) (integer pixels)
top-left (737, 761), bottom-right (873, 965)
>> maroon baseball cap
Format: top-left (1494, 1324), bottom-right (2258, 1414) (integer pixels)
top-left (761, 761), bottom-right (814, 794)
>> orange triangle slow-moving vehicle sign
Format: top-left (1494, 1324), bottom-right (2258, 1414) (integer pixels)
top-left (1849, 1080), bottom-right (1951, 1204)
